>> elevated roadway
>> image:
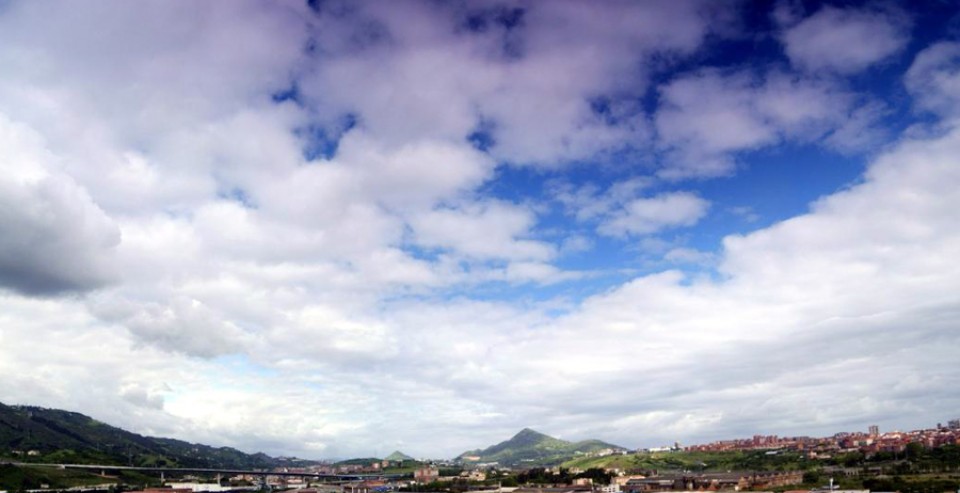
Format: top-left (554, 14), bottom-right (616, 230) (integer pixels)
top-left (10, 462), bottom-right (407, 481)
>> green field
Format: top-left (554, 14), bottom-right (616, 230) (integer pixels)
top-left (561, 450), bottom-right (812, 473)
top-left (0, 464), bottom-right (117, 491)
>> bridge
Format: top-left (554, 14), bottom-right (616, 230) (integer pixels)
top-left (12, 462), bottom-right (408, 482)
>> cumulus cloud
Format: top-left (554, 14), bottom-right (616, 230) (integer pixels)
top-left (89, 295), bottom-right (249, 358)
top-left (300, 0), bottom-right (719, 165)
top-left (781, 5), bottom-right (911, 74)
top-left (0, 1), bottom-right (308, 215)
top-left (0, 116), bottom-right (120, 295)
top-left (598, 192), bottom-right (710, 237)
top-left (3, 120), bottom-right (960, 457)
top-left (519, 125), bottom-right (960, 439)
top-left (410, 201), bottom-right (554, 262)
top-left (119, 383), bottom-right (168, 411)
top-left (664, 247), bottom-right (715, 266)
top-left (551, 178), bottom-right (708, 238)
top-left (905, 42), bottom-right (960, 119)
top-left (655, 69), bottom-right (886, 176)
top-left (0, 0), bottom-right (957, 460)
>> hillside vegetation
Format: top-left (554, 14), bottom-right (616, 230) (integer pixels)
top-left (458, 428), bottom-right (625, 467)
top-left (0, 402), bottom-right (286, 469)
top-left (562, 449), bottom-right (811, 472)
top-left (385, 450), bottom-right (415, 462)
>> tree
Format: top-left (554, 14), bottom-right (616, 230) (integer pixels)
top-left (802, 471), bottom-right (821, 484)
top-left (906, 442), bottom-right (925, 461)
top-left (842, 451), bottom-right (864, 467)
top-left (576, 468), bottom-right (613, 485)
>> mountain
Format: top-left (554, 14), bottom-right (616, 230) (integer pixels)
top-left (457, 428), bottom-right (626, 466)
top-left (0, 402), bottom-right (289, 469)
top-left (333, 457), bottom-right (380, 465)
top-left (385, 450), bottom-right (415, 461)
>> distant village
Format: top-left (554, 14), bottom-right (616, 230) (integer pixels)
top-left (684, 419), bottom-right (960, 457)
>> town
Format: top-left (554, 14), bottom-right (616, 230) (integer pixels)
top-left (4, 414), bottom-right (960, 493)
top-left (685, 420), bottom-right (960, 456)
top-left (117, 421), bottom-right (960, 493)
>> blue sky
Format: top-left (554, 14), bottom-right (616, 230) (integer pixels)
top-left (1, 0), bottom-right (959, 459)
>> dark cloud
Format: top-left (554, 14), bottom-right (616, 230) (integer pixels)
top-left (0, 174), bottom-right (119, 296)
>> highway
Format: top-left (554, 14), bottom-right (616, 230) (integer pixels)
top-left (9, 462), bottom-right (407, 481)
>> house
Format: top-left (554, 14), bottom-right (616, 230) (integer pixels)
top-left (414, 466), bottom-right (439, 483)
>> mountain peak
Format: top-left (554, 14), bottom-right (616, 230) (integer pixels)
top-left (385, 450), bottom-right (414, 461)
top-left (458, 427), bottom-right (622, 466)
top-left (514, 428), bottom-right (550, 439)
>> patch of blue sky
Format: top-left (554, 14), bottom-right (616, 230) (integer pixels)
top-left (271, 82), bottom-right (302, 106)
top-left (461, 4), bottom-right (525, 33)
top-left (270, 81), bottom-right (360, 162)
top-left (477, 161), bottom-right (688, 264)
top-left (464, 147), bottom-right (869, 302)
top-left (399, 241), bottom-right (444, 263)
top-left (217, 186), bottom-right (257, 209)
top-left (645, 5), bottom-right (785, 80)
top-left (841, 58), bottom-right (921, 136)
top-left (459, 4), bottom-right (526, 59)
top-left (390, 268), bottom-right (630, 315)
top-left (466, 278), bottom-right (618, 309)
top-left (697, 143), bottom-right (867, 235)
top-left (466, 118), bottom-right (496, 153)
top-left (396, 233), bottom-right (639, 307)
top-left (297, 113), bottom-right (357, 161)
top-left (475, 161), bottom-right (546, 202)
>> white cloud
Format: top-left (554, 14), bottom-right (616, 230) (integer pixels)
top-left (0, 1), bottom-right (309, 216)
top-left (89, 295), bottom-right (250, 358)
top-left (552, 178), bottom-right (708, 238)
top-left (334, 132), bottom-right (496, 211)
top-left (823, 100), bottom-right (892, 154)
top-left (655, 69), bottom-right (884, 177)
top-left (721, 123), bottom-right (960, 296)
top-left (658, 72), bottom-right (777, 155)
top-left (410, 201), bottom-right (554, 262)
top-left (0, 0), bottom-right (957, 460)
top-left (905, 42), bottom-right (960, 119)
top-left (301, 0), bottom-right (718, 166)
top-left (119, 383), bottom-right (168, 411)
top-left (781, 5), bottom-right (911, 74)
top-left (664, 247), bottom-right (715, 266)
top-left (559, 235), bottom-right (593, 254)
top-left (404, 121), bottom-right (960, 446)
top-left (770, 0), bottom-right (804, 28)
top-left (598, 192), bottom-right (710, 237)
top-left (728, 206), bottom-right (760, 223)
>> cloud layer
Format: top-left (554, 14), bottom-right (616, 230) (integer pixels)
top-left (1, 0), bottom-right (958, 459)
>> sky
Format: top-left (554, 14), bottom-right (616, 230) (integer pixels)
top-left (1, 0), bottom-right (959, 460)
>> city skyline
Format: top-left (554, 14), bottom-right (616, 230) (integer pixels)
top-left (1, 0), bottom-right (959, 459)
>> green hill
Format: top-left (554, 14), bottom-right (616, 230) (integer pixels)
top-left (458, 428), bottom-right (626, 467)
top-left (0, 401), bottom-right (287, 469)
top-left (560, 449), bottom-right (813, 473)
top-left (334, 457), bottom-right (381, 465)
top-left (385, 450), bottom-right (415, 461)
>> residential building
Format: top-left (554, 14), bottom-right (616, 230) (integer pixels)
top-left (414, 466), bottom-right (439, 483)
